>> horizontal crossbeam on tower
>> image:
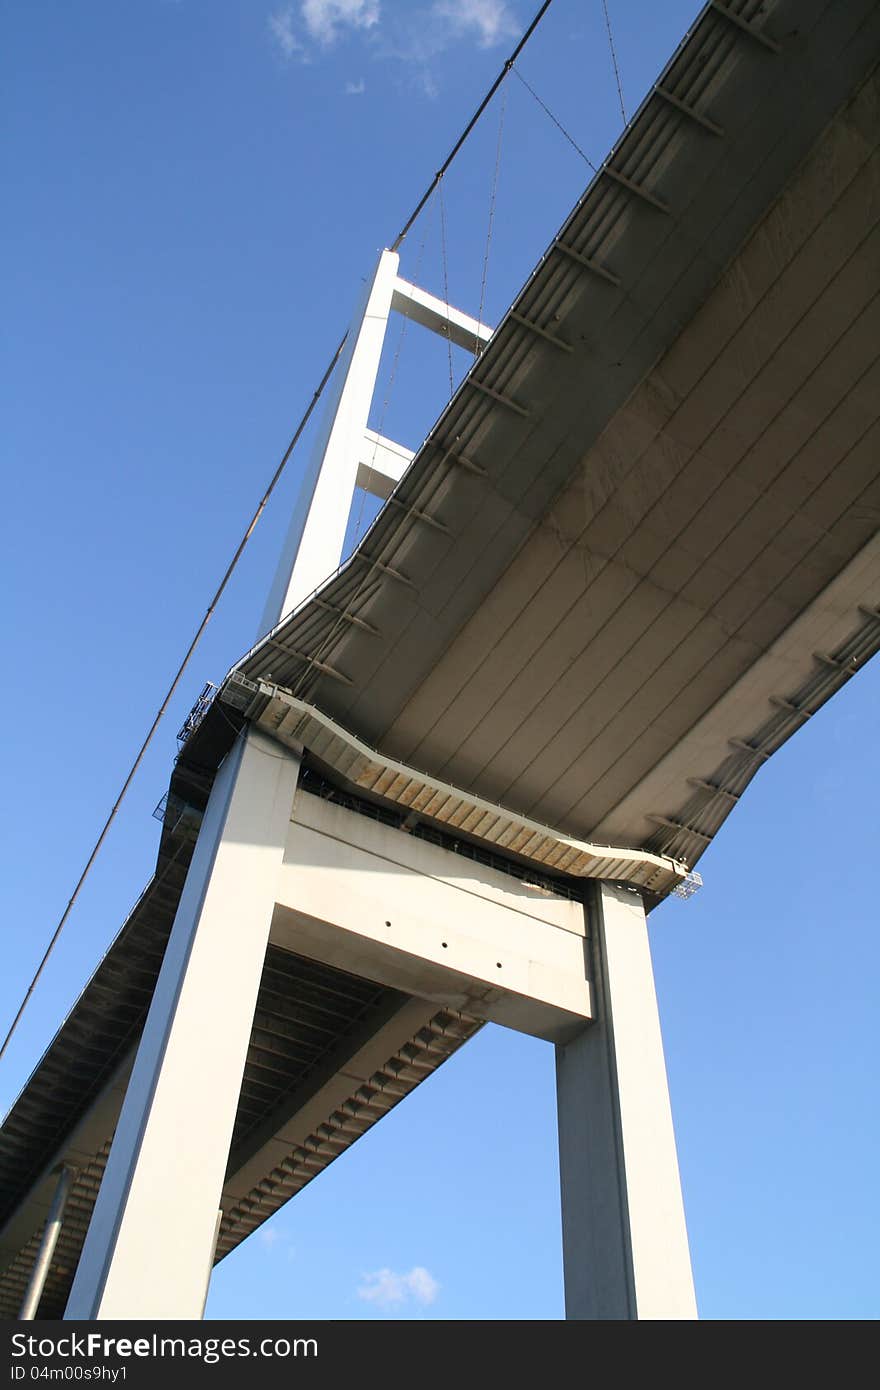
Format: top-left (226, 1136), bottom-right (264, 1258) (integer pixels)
top-left (355, 430), bottom-right (415, 500)
top-left (392, 277), bottom-right (493, 354)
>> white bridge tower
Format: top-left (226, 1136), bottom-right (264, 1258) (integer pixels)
top-left (60, 249), bottom-right (696, 1321)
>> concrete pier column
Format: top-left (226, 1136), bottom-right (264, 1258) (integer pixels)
top-left (19, 1164), bottom-right (75, 1320)
top-left (65, 728), bottom-right (300, 1320)
top-left (556, 881), bottom-right (697, 1320)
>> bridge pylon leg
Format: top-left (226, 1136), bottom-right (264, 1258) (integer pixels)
top-left (64, 728), bottom-right (300, 1320)
top-left (556, 881), bottom-right (697, 1320)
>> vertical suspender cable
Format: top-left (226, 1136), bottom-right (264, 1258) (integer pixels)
top-left (478, 85), bottom-right (507, 337)
top-left (601, 0), bottom-right (628, 125)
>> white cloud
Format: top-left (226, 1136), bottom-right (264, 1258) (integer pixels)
top-left (257, 1225), bottom-right (297, 1260)
top-left (357, 1265), bottom-right (440, 1308)
top-left (301, 0), bottom-right (380, 46)
top-left (431, 0), bottom-right (518, 48)
top-left (267, 0), bottom-right (518, 92)
top-left (405, 1266), bottom-right (440, 1303)
top-left (268, 6), bottom-right (302, 59)
top-left (380, 1), bottom-right (518, 96)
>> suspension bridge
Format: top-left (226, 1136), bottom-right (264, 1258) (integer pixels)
top-left (1, 0), bottom-right (879, 1320)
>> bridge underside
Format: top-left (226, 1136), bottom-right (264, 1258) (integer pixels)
top-left (234, 3), bottom-right (880, 872)
top-left (0, 908), bottom-right (481, 1318)
top-left (2, 0), bottom-right (879, 1318)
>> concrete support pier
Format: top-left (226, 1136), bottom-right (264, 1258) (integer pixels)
top-left (556, 881), bottom-right (697, 1320)
top-left (65, 729), bottom-right (300, 1320)
top-left (19, 1165), bottom-right (75, 1320)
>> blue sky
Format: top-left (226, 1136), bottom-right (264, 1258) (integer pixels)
top-left (2, 0), bottom-right (878, 1321)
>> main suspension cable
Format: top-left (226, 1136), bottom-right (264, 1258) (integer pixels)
top-left (391, 0), bottom-right (556, 251)
top-left (0, 332), bottom-right (347, 1067)
top-left (0, 0), bottom-right (559, 1063)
